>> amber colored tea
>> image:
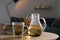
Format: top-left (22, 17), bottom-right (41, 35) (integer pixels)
top-left (14, 25), bottom-right (22, 35)
top-left (28, 25), bottom-right (42, 36)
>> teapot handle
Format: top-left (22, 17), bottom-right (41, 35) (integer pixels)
top-left (40, 17), bottom-right (46, 31)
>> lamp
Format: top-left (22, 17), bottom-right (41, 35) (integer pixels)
top-left (6, 0), bottom-right (19, 24)
top-left (13, 0), bottom-right (19, 3)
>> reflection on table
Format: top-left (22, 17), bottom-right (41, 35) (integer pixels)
top-left (0, 32), bottom-right (59, 40)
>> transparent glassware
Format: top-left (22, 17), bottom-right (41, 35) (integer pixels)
top-left (12, 22), bottom-right (25, 38)
top-left (28, 13), bottom-right (46, 36)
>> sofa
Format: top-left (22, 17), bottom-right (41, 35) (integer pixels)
top-left (11, 17), bottom-right (60, 34)
top-left (45, 18), bottom-right (60, 35)
top-left (11, 17), bottom-right (60, 40)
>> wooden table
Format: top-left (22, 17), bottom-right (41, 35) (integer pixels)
top-left (0, 32), bottom-right (59, 40)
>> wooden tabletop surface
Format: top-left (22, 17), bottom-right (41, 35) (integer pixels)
top-left (0, 32), bottom-right (59, 40)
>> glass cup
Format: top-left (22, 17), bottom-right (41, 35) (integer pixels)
top-left (12, 22), bottom-right (25, 38)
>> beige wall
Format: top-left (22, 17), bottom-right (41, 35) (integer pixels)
top-left (0, 0), bottom-right (60, 23)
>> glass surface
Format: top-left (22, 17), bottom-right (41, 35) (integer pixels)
top-left (28, 13), bottom-right (43, 36)
top-left (12, 22), bottom-right (24, 38)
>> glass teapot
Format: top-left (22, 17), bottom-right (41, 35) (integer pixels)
top-left (23, 13), bottom-right (46, 36)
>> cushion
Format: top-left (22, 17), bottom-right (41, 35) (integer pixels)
top-left (51, 19), bottom-right (60, 28)
top-left (45, 18), bottom-right (55, 26)
top-left (45, 26), bottom-right (60, 35)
